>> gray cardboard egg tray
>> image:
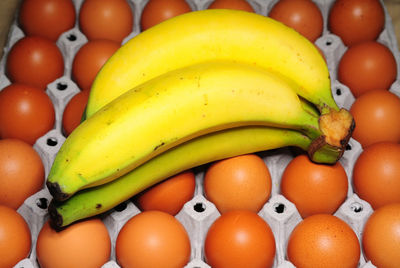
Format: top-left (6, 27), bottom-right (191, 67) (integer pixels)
top-left (1, 0), bottom-right (400, 267)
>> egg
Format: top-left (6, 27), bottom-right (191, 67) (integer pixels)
top-left (71, 39), bottom-right (120, 91)
top-left (204, 210), bottom-right (276, 268)
top-left (36, 219), bottom-right (111, 268)
top-left (204, 154), bottom-right (272, 214)
top-left (268, 0), bottom-right (323, 42)
top-left (280, 154), bottom-right (348, 218)
top-left (18, 0), bottom-right (76, 41)
top-left (62, 90), bottom-right (90, 136)
top-left (6, 36), bottom-right (65, 90)
top-left (287, 214), bottom-right (360, 268)
top-left (0, 139), bottom-right (45, 210)
top-left (0, 205), bottom-right (31, 268)
top-left (116, 210), bottom-right (191, 268)
top-left (362, 203), bottom-right (400, 268)
top-left (350, 89), bottom-right (400, 148)
top-left (352, 142), bottom-right (400, 209)
top-left (140, 0), bottom-right (192, 31)
top-left (79, 0), bottom-right (133, 43)
top-left (337, 41), bottom-right (397, 97)
top-left (134, 170), bottom-right (196, 216)
top-left (328, 0), bottom-right (385, 46)
top-left (207, 0), bottom-right (255, 12)
top-left (0, 83), bottom-right (55, 145)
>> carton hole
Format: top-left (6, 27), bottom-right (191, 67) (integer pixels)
top-left (114, 202), bottom-right (127, 212)
top-left (336, 88), bottom-right (342, 96)
top-left (193, 202), bottom-right (206, 213)
top-left (67, 34), bottom-right (77, 41)
top-left (56, 83), bottom-right (68, 91)
top-left (274, 203), bottom-right (286, 214)
top-left (46, 137), bottom-right (58, 147)
top-left (350, 202), bottom-right (363, 213)
top-left (325, 37), bottom-right (333, 46)
top-left (36, 197), bottom-right (48, 209)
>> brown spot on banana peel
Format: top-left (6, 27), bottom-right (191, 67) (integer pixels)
top-left (154, 142), bottom-right (165, 151)
top-left (46, 181), bottom-right (71, 202)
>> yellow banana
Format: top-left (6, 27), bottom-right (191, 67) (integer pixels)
top-left (85, 9), bottom-right (336, 118)
top-left (49, 126), bottom-right (317, 228)
top-left (47, 62), bottom-right (351, 201)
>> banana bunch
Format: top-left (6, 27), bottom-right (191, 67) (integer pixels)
top-left (46, 9), bottom-right (354, 228)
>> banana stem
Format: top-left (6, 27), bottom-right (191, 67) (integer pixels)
top-left (309, 108), bottom-right (355, 164)
top-left (319, 108), bottom-right (355, 147)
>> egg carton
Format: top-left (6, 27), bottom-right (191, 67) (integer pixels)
top-left (0, 0), bottom-right (399, 267)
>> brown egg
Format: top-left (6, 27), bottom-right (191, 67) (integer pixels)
top-left (0, 139), bottom-right (45, 209)
top-left (62, 90), bottom-right (90, 136)
top-left (204, 154), bottom-right (272, 214)
top-left (208, 0), bottom-right (255, 12)
top-left (140, 0), bottom-right (192, 31)
top-left (0, 83), bottom-right (55, 145)
top-left (0, 205), bottom-right (31, 268)
top-left (36, 219), bottom-right (111, 268)
top-left (116, 210), bottom-right (191, 268)
top-left (19, 0), bottom-right (76, 41)
top-left (287, 214), bottom-right (360, 268)
top-left (204, 210), bottom-right (276, 268)
top-left (352, 142), bottom-right (400, 209)
top-left (79, 0), bottom-right (133, 43)
top-left (328, 0), bottom-right (385, 46)
top-left (362, 203), bottom-right (400, 267)
top-left (269, 0), bottom-right (323, 42)
top-left (71, 40), bottom-right (120, 91)
top-left (135, 170), bottom-right (196, 216)
top-left (338, 41), bottom-right (397, 98)
top-left (281, 154), bottom-right (348, 218)
top-left (6, 36), bottom-right (64, 90)
top-left (350, 90), bottom-right (400, 148)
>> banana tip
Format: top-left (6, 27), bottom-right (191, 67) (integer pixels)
top-left (308, 116), bottom-right (354, 165)
top-left (46, 181), bottom-right (71, 202)
top-left (48, 200), bottom-right (64, 231)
